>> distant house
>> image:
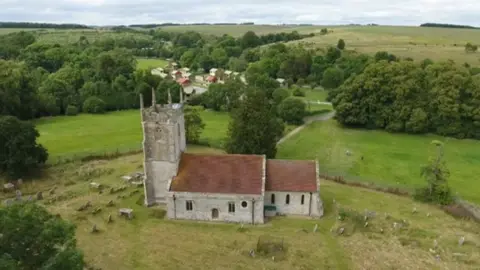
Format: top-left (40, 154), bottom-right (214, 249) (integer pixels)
top-left (151, 68), bottom-right (169, 79)
top-left (224, 70), bottom-right (233, 80)
top-left (195, 75), bottom-right (205, 82)
top-left (206, 75), bottom-right (217, 84)
top-left (276, 78), bottom-right (286, 87)
top-left (171, 70), bottom-right (183, 80)
top-left (181, 67), bottom-right (190, 73)
top-left (209, 68), bottom-right (218, 76)
top-left (177, 77), bottom-right (191, 87)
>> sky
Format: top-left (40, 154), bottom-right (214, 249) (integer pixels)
top-left (1, 0), bottom-right (479, 26)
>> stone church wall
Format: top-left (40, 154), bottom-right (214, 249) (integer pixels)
top-left (264, 191), bottom-right (323, 217)
top-left (166, 193), bottom-right (265, 224)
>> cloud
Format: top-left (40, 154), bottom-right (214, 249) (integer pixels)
top-left (1, 0), bottom-right (479, 26)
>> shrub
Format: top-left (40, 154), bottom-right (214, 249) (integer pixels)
top-left (278, 97), bottom-right (307, 125)
top-left (65, 105), bottom-right (78, 116)
top-left (292, 87), bottom-right (305, 97)
top-left (296, 78), bottom-right (305, 86)
top-left (83, 96), bottom-right (106, 114)
top-left (272, 88), bottom-right (290, 104)
top-left (413, 184), bottom-right (454, 206)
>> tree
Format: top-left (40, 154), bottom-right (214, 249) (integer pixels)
top-left (414, 141), bottom-right (453, 205)
top-left (337, 39), bottom-right (346, 50)
top-left (211, 48), bottom-right (229, 68)
top-left (82, 96), bottom-right (106, 114)
top-left (465, 42), bottom-right (478, 53)
top-left (0, 203), bottom-right (84, 269)
top-left (278, 97), bottom-right (307, 125)
top-left (321, 67), bottom-right (345, 89)
top-left (225, 88), bottom-right (284, 158)
top-left (240, 31), bottom-right (261, 49)
top-left (184, 106), bottom-right (205, 144)
top-left (325, 46), bottom-right (342, 63)
top-left (0, 116), bottom-right (48, 179)
top-left (272, 88), bottom-right (290, 104)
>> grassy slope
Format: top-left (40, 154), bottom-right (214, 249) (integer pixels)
top-left (1, 151), bottom-right (478, 269)
top-left (292, 26), bottom-right (480, 64)
top-left (277, 119), bottom-right (480, 204)
top-left (35, 110), bottom-right (229, 163)
top-left (160, 25), bottom-right (316, 37)
top-left (136, 58), bottom-right (169, 70)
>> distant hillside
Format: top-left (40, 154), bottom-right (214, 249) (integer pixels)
top-left (0, 22), bottom-right (91, 29)
top-left (420, 23), bottom-right (478, 29)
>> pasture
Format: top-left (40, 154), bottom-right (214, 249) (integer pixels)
top-left (136, 58), bottom-right (169, 70)
top-left (1, 150), bottom-right (479, 269)
top-left (292, 26), bottom-right (480, 65)
top-left (34, 109), bottom-right (229, 163)
top-left (0, 28), bottom-right (39, 35)
top-left (160, 24), bottom-right (317, 37)
top-left (277, 119), bottom-right (480, 204)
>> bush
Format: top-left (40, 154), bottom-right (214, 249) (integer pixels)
top-left (0, 116), bottom-right (48, 179)
top-left (413, 184), bottom-right (454, 206)
top-left (272, 88), bottom-right (290, 104)
top-left (292, 87), bottom-right (305, 97)
top-left (65, 105), bottom-right (78, 116)
top-left (278, 97), bottom-right (307, 125)
top-left (296, 78), bottom-right (305, 86)
top-left (82, 96), bottom-right (106, 114)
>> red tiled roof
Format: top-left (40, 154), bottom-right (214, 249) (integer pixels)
top-left (170, 153), bottom-right (264, 194)
top-left (206, 75), bottom-right (217, 82)
top-left (176, 78), bottom-right (190, 85)
top-left (266, 160), bottom-right (317, 192)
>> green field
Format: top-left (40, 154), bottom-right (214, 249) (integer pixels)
top-left (1, 151), bottom-right (478, 269)
top-left (136, 58), bottom-right (169, 70)
top-left (277, 119), bottom-right (480, 204)
top-left (0, 28), bottom-right (39, 35)
top-left (292, 26), bottom-right (480, 65)
top-left (35, 109), bottom-right (229, 163)
top-left (160, 24), bottom-right (318, 37)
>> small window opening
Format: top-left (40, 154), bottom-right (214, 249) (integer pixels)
top-left (228, 202), bottom-right (235, 213)
top-left (301, 195), bottom-right (305, 205)
top-left (186, 200), bottom-right (193, 211)
top-left (286, 194), bottom-right (290, 205)
top-left (271, 194), bottom-right (275, 204)
top-left (241, 201), bottom-right (248, 208)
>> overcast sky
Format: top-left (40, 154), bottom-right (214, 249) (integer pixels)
top-left (1, 0), bottom-right (479, 26)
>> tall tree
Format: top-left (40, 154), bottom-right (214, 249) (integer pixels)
top-left (337, 39), bottom-right (346, 50)
top-left (184, 106), bottom-right (205, 144)
top-left (0, 203), bottom-right (84, 269)
top-left (0, 116), bottom-right (48, 178)
top-left (225, 88), bottom-right (284, 158)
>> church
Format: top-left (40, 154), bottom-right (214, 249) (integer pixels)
top-left (140, 90), bottom-right (324, 224)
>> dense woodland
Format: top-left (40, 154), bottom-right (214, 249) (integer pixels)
top-left (0, 22), bottom-right (90, 29)
top-left (420, 23), bottom-right (478, 29)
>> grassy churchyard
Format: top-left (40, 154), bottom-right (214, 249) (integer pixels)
top-left (0, 151), bottom-right (478, 269)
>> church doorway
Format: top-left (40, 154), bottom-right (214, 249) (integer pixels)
top-left (211, 208), bottom-right (219, 219)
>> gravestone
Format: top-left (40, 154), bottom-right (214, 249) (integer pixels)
top-left (3, 199), bottom-right (13, 206)
top-left (17, 179), bottom-right (23, 186)
top-left (313, 224), bottom-right (318, 233)
top-left (3, 183), bottom-right (15, 191)
top-left (91, 224), bottom-right (99, 233)
top-left (131, 181), bottom-right (144, 187)
top-left (27, 195), bottom-right (33, 201)
top-left (121, 175), bottom-right (132, 182)
top-left (36, 191), bottom-right (43, 200)
top-left (92, 208), bottom-right (102, 215)
top-left (107, 214), bottom-right (113, 223)
top-left (119, 208), bottom-right (134, 219)
top-left (90, 182), bottom-right (102, 190)
top-left (49, 186), bottom-right (57, 195)
top-left (106, 200), bottom-right (115, 207)
top-left (459, 236), bottom-right (465, 246)
top-left (15, 190), bottom-right (22, 201)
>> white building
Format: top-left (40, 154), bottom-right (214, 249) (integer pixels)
top-left (141, 93), bottom-right (324, 224)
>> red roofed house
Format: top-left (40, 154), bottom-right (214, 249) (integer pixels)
top-left (140, 91), bottom-right (323, 224)
top-left (176, 77), bottom-right (191, 87)
top-left (206, 75), bottom-right (217, 84)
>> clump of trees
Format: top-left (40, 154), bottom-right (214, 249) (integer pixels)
top-left (184, 105), bottom-right (205, 144)
top-left (0, 203), bottom-right (84, 269)
top-left (0, 116), bottom-right (48, 179)
top-left (331, 60), bottom-right (480, 139)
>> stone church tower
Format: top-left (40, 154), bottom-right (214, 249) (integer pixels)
top-left (140, 89), bottom-right (186, 205)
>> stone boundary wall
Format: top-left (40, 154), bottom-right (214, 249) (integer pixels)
top-left (456, 199), bottom-right (480, 222)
